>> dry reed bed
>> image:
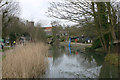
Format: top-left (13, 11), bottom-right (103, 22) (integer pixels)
top-left (2, 43), bottom-right (49, 78)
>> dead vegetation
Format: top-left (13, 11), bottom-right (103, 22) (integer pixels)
top-left (2, 43), bottom-right (49, 78)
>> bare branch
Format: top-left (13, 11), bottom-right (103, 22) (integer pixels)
top-left (47, 0), bottom-right (92, 24)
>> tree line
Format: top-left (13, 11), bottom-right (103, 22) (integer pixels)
top-left (0, 0), bottom-right (47, 44)
top-left (48, 0), bottom-right (120, 53)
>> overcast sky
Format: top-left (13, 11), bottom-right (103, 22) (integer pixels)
top-left (19, 0), bottom-right (58, 27)
top-left (18, 0), bottom-right (120, 27)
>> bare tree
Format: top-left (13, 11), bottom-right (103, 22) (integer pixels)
top-left (47, 0), bottom-right (93, 25)
top-left (1, 0), bottom-right (20, 39)
top-left (48, 0), bottom-right (119, 52)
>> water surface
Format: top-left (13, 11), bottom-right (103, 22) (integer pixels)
top-left (42, 45), bottom-right (119, 78)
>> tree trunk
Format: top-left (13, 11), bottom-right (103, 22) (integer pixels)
top-left (106, 2), bottom-right (117, 41)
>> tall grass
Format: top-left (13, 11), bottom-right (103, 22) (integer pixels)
top-left (2, 43), bottom-right (49, 78)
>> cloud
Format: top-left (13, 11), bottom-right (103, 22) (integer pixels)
top-left (18, 0), bottom-right (58, 26)
top-left (18, 0), bottom-right (74, 27)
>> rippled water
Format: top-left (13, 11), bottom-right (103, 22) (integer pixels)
top-left (42, 45), bottom-right (119, 78)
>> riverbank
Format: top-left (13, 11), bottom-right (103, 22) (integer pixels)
top-left (43, 45), bottom-right (119, 78)
top-left (60, 42), bottom-right (92, 45)
top-left (105, 54), bottom-right (120, 67)
top-left (85, 46), bottom-right (120, 66)
top-left (60, 42), bottom-right (92, 49)
top-left (2, 43), bottom-right (49, 78)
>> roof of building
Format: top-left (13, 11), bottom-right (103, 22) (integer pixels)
top-left (42, 27), bottom-right (52, 29)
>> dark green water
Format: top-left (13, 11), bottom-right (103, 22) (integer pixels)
top-left (42, 45), bottom-right (119, 78)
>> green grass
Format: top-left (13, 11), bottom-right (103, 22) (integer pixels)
top-left (105, 54), bottom-right (120, 66)
top-left (2, 55), bottom-right (6, 60)
top-left (0, 46), bottom-right (12, 52)
top-left (0, 49), bottom-right (3, 52)
top-left (85, 47), bottom-right (94, 52)
top-left (95, 48), bottom-right (104, 52)
top-left (1, 47), bottom-right (12, 52)
top-left (4, 47), bottom-right (12, 50)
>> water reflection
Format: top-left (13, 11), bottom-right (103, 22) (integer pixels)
top-left (69, 46), bottom-right (71, 55)
top-left (99, 62), bottom-right (119, 78)
top-left (44, 45), bottom-right (119, 78)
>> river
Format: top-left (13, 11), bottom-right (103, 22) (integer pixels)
top-left (41, 45), bottom-right (119, 78)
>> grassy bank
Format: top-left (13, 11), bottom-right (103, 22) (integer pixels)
top-left (2, 43), bottom-right (49, 78)
top-left (0, 49), bottom-right (2, 52)
top-left (3, 46), bottom-right (12, 52)
top-left (105, 54), bottom-right (120, 67)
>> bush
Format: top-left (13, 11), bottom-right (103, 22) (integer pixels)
top-left (60, 37), bottom-right (65, 42)
top-left (85, 47), bottom-right (94, 52)
top-left (92, 39), bottom-right (102, 49)
top-left (105, 54), bottom-right (119, 66)
top-left (47, 35), bottom-right (52, 38)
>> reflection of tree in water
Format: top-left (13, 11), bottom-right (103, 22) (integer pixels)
top-left (60, 45), bottom-right (106, 68)
top-left (99, 62), bottom-right (119, 78)
top-left (76, 51), bottom-right (118, 78)
top-left (74, 48), bottom-right (106, 69)
top-left (76, 54), bottom-right (97, 68)
top-left (67, 47), bottom-right (104, 78)
top-left (84, 51), bottom-right (106, 66)
top-left (65, 46), bottom-right (83, 56)
top-left (51, 45), bottom-right (65, 66)
top-left (49, 45), bottom-right (119, 78)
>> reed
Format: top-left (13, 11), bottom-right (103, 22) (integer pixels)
top-left (2, 43), bottom-right (49, 78)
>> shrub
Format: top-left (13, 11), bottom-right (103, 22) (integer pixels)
top-left (92, 39), bottom-right (102, 49)
top-left (105, 54), bottom-right (119, 66)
